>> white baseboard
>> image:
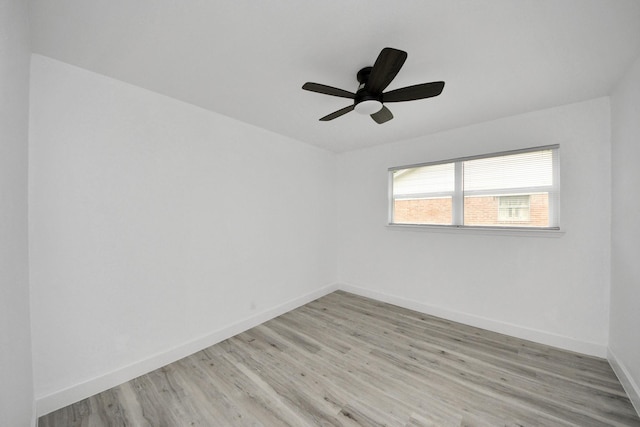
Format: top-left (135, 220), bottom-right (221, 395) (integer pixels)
top-left (35, 283), bottom-right (339, 417)
top-left (608, 347), bottom-right (640, 417)
top-left (36, 281), bottom-right (612, 417)
top-left (338, 283), bottom-right (608, 358)
top-left (31, 400), bottom-right (37, 427)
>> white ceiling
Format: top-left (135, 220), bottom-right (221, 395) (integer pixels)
top-left (29, 0), bottom-right (640, 152)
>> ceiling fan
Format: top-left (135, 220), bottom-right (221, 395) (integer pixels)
top-left (302, 47), bottom-right (445, 124)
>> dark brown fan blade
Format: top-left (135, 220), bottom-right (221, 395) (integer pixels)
top-left (302, 82), bottom-right (355, 99)
top-left (320, 104), bottom-right (355, 121)
top-left (365, 48), bottom-right (407, 94)
top-left (370, 106), bottom-right (393, 124)
top-left (383, 81), bottom-right (445, 103)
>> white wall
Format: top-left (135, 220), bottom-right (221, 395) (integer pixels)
top-left (0, 1), bottom-right (35, 426)
top-left (336, 98), bottom-right (611, 357)
top-left (29, 55), bottom-right (336, 414)
top-left (25, 49), bottom-right (637, 418)
top-left (610, 55), bottom-right (640, 412)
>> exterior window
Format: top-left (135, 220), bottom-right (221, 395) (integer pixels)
top-left (498, 195), bottom-right (530, 222)
top-left (390, 146), bottom-right (559, 229)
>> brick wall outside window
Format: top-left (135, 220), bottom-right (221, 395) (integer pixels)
top-left (394, 193), bottom-right (549, 227)
top-left (393, 197), bottom-right (452, 225)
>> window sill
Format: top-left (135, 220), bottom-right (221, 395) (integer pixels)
top-left (386, 223), bottom-right (565, 238)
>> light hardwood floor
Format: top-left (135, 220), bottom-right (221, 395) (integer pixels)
top-left (39, 291), bottom-right (640, 426)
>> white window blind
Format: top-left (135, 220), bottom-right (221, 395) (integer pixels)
top-left (389, 146), bottom-right (560, 229)
top-left (392, 163), bottom-right (455, 198)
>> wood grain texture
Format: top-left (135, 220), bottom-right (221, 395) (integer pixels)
top-left (39, 291), bottom-right (640, 426)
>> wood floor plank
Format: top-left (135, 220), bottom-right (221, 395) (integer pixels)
top-left (301, 297), bottom-right (637, 424)
top-left (304, 294), bottom-right (639, 426)
top-left (312, 292), bottom-right (626, 393)
top-left (39, 291), bottom-right (640, 426)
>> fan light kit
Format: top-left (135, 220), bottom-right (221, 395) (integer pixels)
top-left (302, 47), bottom-right (445, 124)
top-left (354, 100), bottom-right (383, 115)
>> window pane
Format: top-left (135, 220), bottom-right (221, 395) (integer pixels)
top-left (394, 197), bottom-right (452, 225)
top-left (464, 193), bottom-right (549, 227)
top-left (463, 150), bottom-right (553, 192)
top-left (392, 162), bottom-right (455, 225)
top-left (393, 163), bottom-right (455, 198)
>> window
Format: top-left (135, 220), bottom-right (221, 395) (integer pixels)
top-left (498, 195), bottom-right (530, 222)
top-left (389, 146), bottom-right (559, 229)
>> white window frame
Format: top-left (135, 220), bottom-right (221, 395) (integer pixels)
top-left (388, 145), bottom-right (561, 232)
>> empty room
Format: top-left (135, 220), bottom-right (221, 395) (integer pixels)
top-left (2, 0), bottom-right (640, 425)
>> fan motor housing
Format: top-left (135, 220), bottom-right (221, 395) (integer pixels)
top-left (356, 66), bottom-right (373, 84)
top-left (355, 66), bottom-right (382, 107)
